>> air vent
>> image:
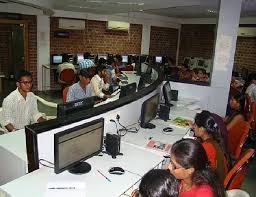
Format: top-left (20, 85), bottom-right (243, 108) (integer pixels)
top-left (59, 18), bottom-right (85, 30)
top-left (238, 27), bottom-right (256, 37)
top-left (107, 21), bottom-right (130, 31)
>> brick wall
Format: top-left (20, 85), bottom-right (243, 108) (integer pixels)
top-left (0, 24), bottom-right (11, 74)
top-left (234, 37), bottom-right (256, 73)
top-left (149, 26), bottom-right (178, 61)
top-left (50, 18), bottom-right (142, 55)
top-left (178, 24), bottom-right (216, 65)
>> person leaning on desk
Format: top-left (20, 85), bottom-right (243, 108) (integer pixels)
top-left (66, 68), bottom-right (93, 102)
top-left (1, 70), bottom-right (46, 132)
top-left (90, 65), bottom-right (112, 100)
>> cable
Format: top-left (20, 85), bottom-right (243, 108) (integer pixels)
top-left (39, 159), bottom-right (54, 169)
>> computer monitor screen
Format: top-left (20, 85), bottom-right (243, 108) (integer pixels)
top-left (98, 54), bottom-right (107, 60)
top-left (57, 97), bottom-right (95, 118)
top-left (162, 81), bottom-right (173, 107)
top-left (119, 82), bottom-right (137, 98)
top-left (77, 53), bottom-right (84, 63)
top-left (140, 94), bottom-right (159, 129)
top-left (54, 118), bottom-right (104, 174)
top-left (52, 54), bottom-right (63, 65)
top-left (122, 55), bottom-right (128, 63)
top-left (155, 56), bottom-right (162, 63)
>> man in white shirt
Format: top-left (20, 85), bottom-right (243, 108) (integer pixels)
top-left (246, 73), bottom-right (256, 102)
top-left (90, 66), bottom-right (112, 99)
top-left (1, 70), bottom-right (46, 132)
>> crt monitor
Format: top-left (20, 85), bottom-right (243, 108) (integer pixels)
top-left (98, 54), bottom-right (108, 60)
top-left (122, 55), bottom-right (128, 63)
top-left (54, 118), bottom-right (104, 174)
top-left (140, 94), bottom-right (159, 129)
top-left (76, 53), bottom-right (84, 63)
top-left (155, 56), bottom-right (162, 64)
top-left (162, 81), bottom-right (173, 107)
top-left (57, 96), bottom-right (95, 118)
top-left (52, 54), bottom-right (63, 65)
top-left (119, 82), bottom-right (137, 98)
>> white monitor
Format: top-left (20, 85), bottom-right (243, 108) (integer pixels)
top-left (122, 55), bottom-right (128, 63)
top-left (155, 56), bottom-right (162, 63)
top-left (77, 53), bottom-right (84, 63)
top-left (98, 54), bottom-right (107, 60)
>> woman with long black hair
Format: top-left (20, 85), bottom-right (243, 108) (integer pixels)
top-left (168, 139), bottom-right (226, 197)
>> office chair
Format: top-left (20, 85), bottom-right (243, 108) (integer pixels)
top-left (58, 68), bottom-right (75, 90)
top-left (224, 148), bottom-right (254, 190)
top-left (227, 119), bottom-right (250, 160)
top-left (62, 86), bottom-right (69, 103)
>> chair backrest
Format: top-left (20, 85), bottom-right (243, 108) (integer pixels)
top-left (227, 119), bottom-right (250, 159)
top-left (62, 87), bottom-right (69, 103)
top-left (59, 68), bottom-right (75, 85)
top-left (224, 148), bottom-right (254, 190)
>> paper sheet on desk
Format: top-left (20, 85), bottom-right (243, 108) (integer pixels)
top-left (169, 116), bottom-right (193, 128)
top-left (45, 174), bottom-right (86, 197)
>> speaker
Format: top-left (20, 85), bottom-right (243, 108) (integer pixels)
top-left (105, 133), bottom-right (121, 158)
top-left (171, 90), bottom-right (178, 101)
top-left (159, 105), bottom-right (170, 121)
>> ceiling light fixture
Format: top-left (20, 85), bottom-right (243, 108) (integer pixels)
top-left (207, 9), bottom-right (217, 13)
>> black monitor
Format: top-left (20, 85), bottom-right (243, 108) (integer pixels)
top-left (119, 82), bottom-right (137, 98)
top-left (140, 94), bottom-right (159, 129)
top-left (52, 54), bottom-right (63, 65)
top-left (54, 118), bottom-right (104, 174)
top-left (57, 97), bottom-right (95, 118)
top-left (162, 81), bottom-right (173, 107)
top-left (155, 56), bottom-right (162, 64)
top-left (122, 55), bottom-right (128, 63)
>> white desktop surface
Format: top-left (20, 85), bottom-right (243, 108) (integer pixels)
top-left (122, 106), bottom-right (197, 154)
top-left (0, 143), bottom-right (163, 197)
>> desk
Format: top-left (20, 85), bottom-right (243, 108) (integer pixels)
top-left (0, 143), bottom-right (163, 197)
top-left (122, 105), bottom-right (197, 155)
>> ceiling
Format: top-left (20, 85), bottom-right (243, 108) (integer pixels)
top-left (2, 0), bottom-right (256, 18)
top-left (52, 0), bottom-right (256, 18)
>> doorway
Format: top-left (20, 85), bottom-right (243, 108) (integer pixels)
top-left (0, 19), bottom-right (28, 100)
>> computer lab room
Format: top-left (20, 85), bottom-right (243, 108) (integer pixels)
top-left (0, 0), bottom-right (255, 197)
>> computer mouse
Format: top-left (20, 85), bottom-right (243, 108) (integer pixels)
top-left (163, 127), bottom-right (173, 132)
top-left (108, 167), bottom-right (125, 175)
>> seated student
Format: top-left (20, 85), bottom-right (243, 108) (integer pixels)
top-left (132, 169), bottom-right (179, 197)
top-left (224, 92), bottom-right (245, 131)
top-left (57, 54), bottom-right (76, 78)
top-left (90, 65), bottom-right (112, 99)
top-left (197, 68), bottom-right (209, 82)
top-left (113, 54), bottom-right (122, 74)
top-left (168, 139), bottom-right (226, 197)
top-left (78, 52), bottom-right (94, 70)
top-left (193, 111), bottom-right (228, 182)
top-left (245, 73), bottom-right (256, 102)
top-left (1, 70), bottom-right (46, 132)
top-left (66, 68), bottom-right (93, 102)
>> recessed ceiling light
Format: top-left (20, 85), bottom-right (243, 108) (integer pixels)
top-left (139, 9), bottom-right (144, 12)
top-left (138, 3), bottom-right (144, 6)
top-left (207, 9), bottom-right (217, 13)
